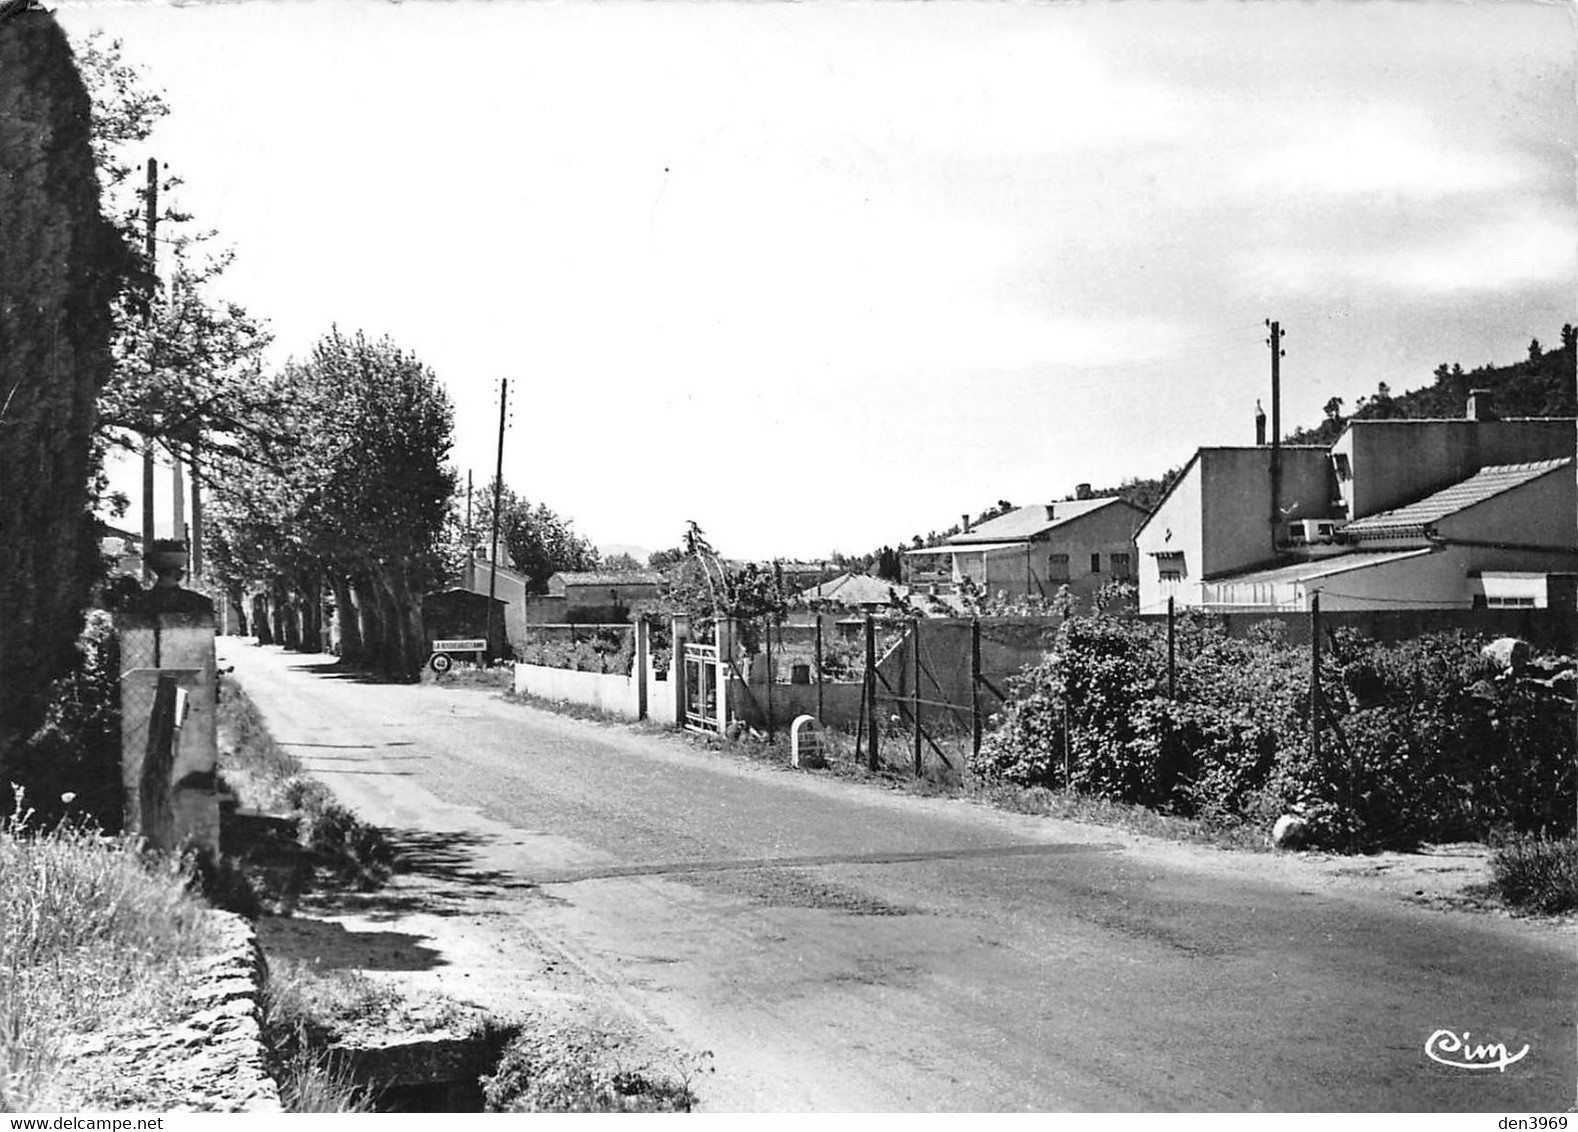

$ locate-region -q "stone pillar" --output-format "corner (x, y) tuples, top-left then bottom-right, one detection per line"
(116, 540), (220, 853)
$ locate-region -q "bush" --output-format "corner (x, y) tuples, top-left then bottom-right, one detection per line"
(8, 612), (122, 831)
(974, 610), (1576, 851)
(1489, 834), (1578, 914)
(517, 628), (634, 674)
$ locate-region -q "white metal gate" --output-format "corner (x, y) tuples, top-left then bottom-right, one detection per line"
(682, 641), (725, 733)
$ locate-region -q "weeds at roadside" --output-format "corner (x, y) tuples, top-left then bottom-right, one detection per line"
(481, 1020), (709, 1113)
(1489, 833), (1578, 915)
(217, 675), (393, 905)
(0, 791), (216, 1111)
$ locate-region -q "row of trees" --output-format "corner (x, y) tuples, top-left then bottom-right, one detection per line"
(203, 330), (457, 680)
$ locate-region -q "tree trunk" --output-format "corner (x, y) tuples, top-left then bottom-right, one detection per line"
(353, 574), (386, 672)
(298, 573), (322, 654)
(332, 574), (362, 663)
(252, 593), (274, 645)
(374, 569), (411, 679)
(386, 568), (428, 681)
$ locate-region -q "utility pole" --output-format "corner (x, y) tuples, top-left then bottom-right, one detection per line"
(141, 158), (158, 580)
(1265, 319), (1285, 554)
(170, 437), (185, 550)
(189, 447), (202, 579)
(1310, 590), (1321, 769)
(485, 380), (508, 661)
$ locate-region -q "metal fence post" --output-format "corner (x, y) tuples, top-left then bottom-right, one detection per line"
(814, 613), (825, 724)
(911, 619), (922, 777)
(865, 614), (879, 771)
(970, 618), (982, 758)
(764, 614), (775, 742)
(1167, 595), (1176, 701)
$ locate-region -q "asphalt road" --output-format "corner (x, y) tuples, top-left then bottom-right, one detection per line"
(223, 641), (1575, 1112)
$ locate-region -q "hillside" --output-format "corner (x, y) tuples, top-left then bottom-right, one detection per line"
(1285, 327), (1576, 446)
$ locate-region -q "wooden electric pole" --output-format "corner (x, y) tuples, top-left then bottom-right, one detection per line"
(485, 380), (508, 660)
(1266, 319), (1285, 553)
(140, 157), (158, 579)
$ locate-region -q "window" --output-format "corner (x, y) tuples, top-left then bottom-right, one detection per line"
(1090, 552), (1101, 574)
(1486, 595), (1537, 608)
(1159, 568), (1183, 582)
(1047, 553), (1070, 581)
(1332, 453), (1352, 482)
(1111, 552), (1131, 578)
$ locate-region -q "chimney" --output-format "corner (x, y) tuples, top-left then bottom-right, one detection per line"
(1255, 399), (1267, 445)
(1466, 389), (1496, 421)
(1075, 483), (1093, 500)
(1045, 504), (1056, 520)
(961, 513), (970, 533)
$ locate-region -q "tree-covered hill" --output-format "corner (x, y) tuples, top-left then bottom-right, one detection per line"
(1286, 326), (1576, 447)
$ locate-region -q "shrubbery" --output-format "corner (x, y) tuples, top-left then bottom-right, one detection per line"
(517, 628), (634, 675)
(971, 610), (1576, 851)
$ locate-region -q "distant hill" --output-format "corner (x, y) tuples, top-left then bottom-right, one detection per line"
(1285, 326), (1576, 446)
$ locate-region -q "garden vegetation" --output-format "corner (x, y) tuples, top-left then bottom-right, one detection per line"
(969, 610), (1575, 854)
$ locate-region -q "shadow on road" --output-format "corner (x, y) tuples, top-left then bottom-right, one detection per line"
(257, 913), (447, 972)
(297, 827), (558, 924)
(284, 658), (414, 685)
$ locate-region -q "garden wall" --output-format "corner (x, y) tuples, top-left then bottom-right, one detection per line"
(513, 652), (675, 725)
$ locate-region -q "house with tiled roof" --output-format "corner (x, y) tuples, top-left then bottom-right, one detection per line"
(798, 572), (909, 612)
(1139, 393), (1577, 612)
(547, 570), (664, 621)
(907, 494), (1148, 605)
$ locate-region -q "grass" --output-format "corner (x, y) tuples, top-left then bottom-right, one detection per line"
(1489, 833), (1578, 915)
(217, 674), (393, 902)
(259, 958), (395, 1113)
(0, 792), (217, 1112)
(481, 1020), (708, 1113)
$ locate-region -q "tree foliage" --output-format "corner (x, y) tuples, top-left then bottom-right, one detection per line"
(469, 482), (600, 594)
(206, 330), (456, 679)
(71, 30), (275, 486)
(0, 12), (127, 785)
(1285, 327), (1577, 445)
(972, 610), (1575, 850)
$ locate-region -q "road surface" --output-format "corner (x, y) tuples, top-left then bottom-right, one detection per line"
(223, 641), (1575, 1112)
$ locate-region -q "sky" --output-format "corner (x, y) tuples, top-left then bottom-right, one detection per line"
(58, 0), (1578, 562)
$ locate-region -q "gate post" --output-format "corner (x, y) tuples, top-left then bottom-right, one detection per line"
(634, 617), (650, 721)
(864, 614), (879, 771)
(116, 546), (219, 853)
(715, 616), (734, 735)
(671, 615), (690, 730)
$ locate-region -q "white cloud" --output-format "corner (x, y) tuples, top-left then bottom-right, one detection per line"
(1240, 206), (1575, 297)
(1236, 106), (1537, 200)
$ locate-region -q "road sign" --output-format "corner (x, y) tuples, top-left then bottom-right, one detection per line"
(429, 653), (453, 674)
(431, 638), (487, 653)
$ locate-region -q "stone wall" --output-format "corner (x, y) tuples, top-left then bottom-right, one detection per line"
(67, 911), (281, 1112)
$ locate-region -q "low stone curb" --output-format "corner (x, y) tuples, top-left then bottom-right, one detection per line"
(69, 910), (282, 1112)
